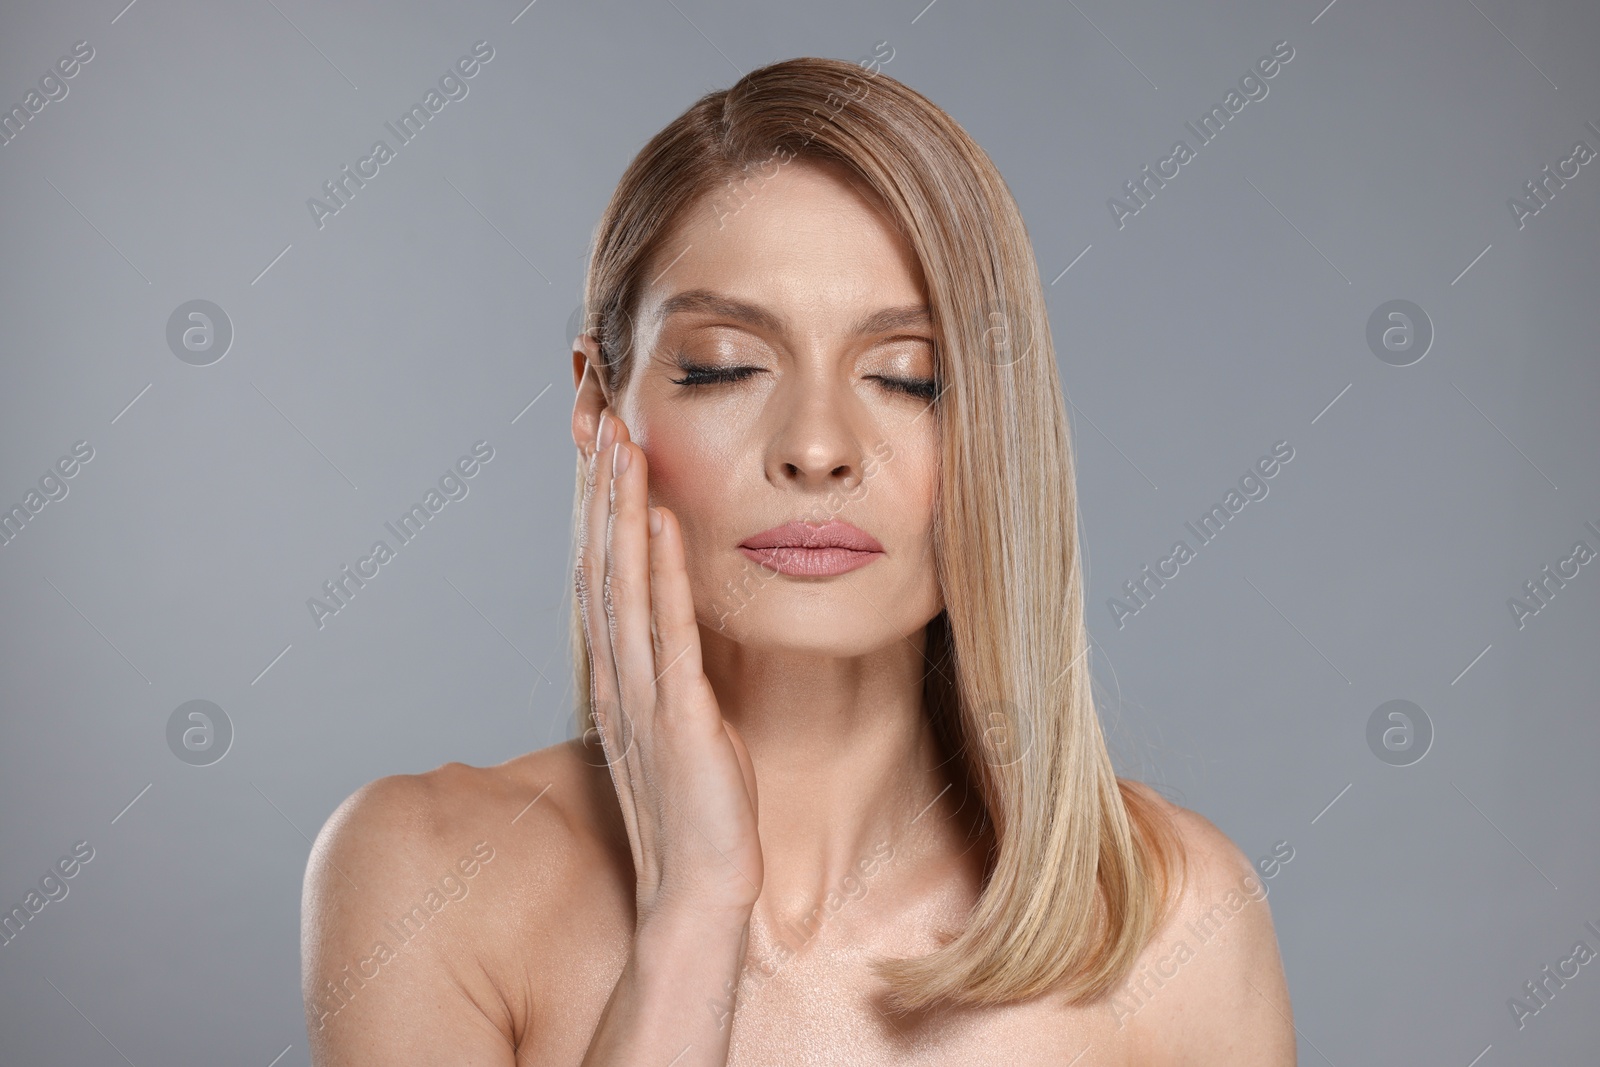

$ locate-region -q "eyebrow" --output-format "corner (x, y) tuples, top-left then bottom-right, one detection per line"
(658, 288), (933, 338)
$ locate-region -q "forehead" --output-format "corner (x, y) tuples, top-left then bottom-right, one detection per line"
(636, 159), (929, 334)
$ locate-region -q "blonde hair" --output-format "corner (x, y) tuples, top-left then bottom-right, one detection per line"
(568, 55), (1185, 1012)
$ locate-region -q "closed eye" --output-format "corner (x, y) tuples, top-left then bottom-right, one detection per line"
(876, 375), (940, 402)
(667, 363), (763, 389)
(667, 361), (938, 401)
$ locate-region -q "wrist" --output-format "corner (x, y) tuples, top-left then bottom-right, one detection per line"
(631, 905), (753, 1010)
(636, 899), (753, 947)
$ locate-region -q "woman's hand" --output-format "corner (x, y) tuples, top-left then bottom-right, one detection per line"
(577, 410), (764, 928)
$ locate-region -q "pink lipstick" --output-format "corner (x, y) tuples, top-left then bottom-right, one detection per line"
(739, 520), (884, 577)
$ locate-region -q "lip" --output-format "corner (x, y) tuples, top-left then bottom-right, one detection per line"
(739, 520), (884, 577)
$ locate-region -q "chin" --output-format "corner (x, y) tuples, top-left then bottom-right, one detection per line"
(705, 613), (883, 658)
(698, 576), (940, 654)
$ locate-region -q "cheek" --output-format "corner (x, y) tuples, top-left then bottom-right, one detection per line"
(898, 452), (941, 569)
(637, 411), (736, 543)
(639, 414), (753, 627)
(873, 431), (941, 614)
(874, 430), (938, 538)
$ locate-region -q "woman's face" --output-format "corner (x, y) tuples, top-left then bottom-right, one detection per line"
(573, 158), (944, 656)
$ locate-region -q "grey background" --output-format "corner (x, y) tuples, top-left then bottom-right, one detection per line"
(1, 0), (1596, 1062)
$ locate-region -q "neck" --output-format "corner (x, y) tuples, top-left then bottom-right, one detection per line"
(698, 623), (980, 947)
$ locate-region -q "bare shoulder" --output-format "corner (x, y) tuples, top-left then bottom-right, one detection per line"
(301, 738), (628, 1064)
(1113, 782), (1297, 1066)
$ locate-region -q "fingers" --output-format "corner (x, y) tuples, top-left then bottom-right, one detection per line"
(604, 432), (660, 738)
(596, 419), (663, 886)
(578, 417), (637, 825)
(647, 505), (713, 733)
(579, 435), (620, 718)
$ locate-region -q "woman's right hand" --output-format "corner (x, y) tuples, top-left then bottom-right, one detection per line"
(577, 409), (764, 928)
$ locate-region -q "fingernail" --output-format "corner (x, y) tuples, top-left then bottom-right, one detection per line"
(648, 507), (662, 537)
(612, 440), (630, 477)
(596, 411), (616, 451)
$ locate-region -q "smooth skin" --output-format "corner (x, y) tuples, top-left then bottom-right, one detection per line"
(301, 158), (1296, 1065)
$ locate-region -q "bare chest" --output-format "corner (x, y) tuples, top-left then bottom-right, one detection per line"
(496, 892), (1138, 1067)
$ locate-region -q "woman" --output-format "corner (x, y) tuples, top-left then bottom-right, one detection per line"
(301, 55), (1295, 1064)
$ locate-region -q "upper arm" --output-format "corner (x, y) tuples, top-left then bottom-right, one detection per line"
(1127, 805), (1296, 1066)
(301, 773), (516, 1067)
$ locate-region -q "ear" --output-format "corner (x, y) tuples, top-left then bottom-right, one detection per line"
(571, 332), (609, 462)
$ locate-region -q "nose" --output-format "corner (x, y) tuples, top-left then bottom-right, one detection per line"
(764, 375), (869, 493)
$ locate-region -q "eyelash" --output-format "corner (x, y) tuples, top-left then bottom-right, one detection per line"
(668, 361), (940, 401)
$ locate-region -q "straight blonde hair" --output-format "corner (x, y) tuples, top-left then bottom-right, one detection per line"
(568, 54), (1185, 1013)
